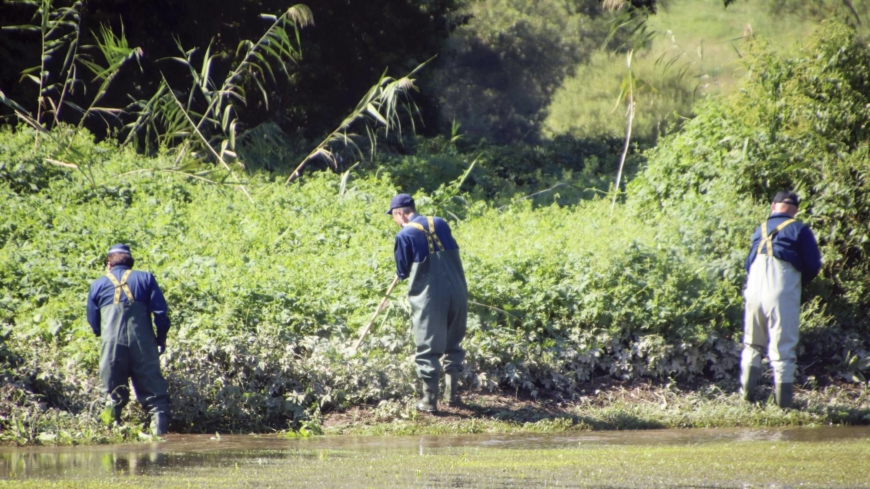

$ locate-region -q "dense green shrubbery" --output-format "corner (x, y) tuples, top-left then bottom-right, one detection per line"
(630, 20), (870, 372)
(543, 49), (697, 141)
(381, 134), (650, 206)
(2, 21), (870, 440)
(0, 125), (728, 436)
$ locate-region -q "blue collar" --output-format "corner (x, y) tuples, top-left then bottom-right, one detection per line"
(768, 212), (794, 220)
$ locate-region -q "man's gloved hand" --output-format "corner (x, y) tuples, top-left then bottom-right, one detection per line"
(158, 342), (166, 356)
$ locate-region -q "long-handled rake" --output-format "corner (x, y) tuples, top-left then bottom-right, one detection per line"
(352, 275), (400, 353)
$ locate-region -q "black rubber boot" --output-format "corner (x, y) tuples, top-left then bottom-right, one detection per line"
(740, 366), (762, 402)
(108, 404), (123, 427)
(415, 381), (438, 413)
(444, 373), (461, 407)
(775, 383), (793, 409)
(151, 412), (170, 436)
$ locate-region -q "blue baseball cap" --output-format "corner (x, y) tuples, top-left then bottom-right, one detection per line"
(107, 243), (132, 256)
(772, 190), (800, 207)
(385, 194), (415, 215)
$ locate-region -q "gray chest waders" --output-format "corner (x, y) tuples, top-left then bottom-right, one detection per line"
(740, 219), (800, 408)
(406, 217), (468, 410)
(100, 270), (170, 429)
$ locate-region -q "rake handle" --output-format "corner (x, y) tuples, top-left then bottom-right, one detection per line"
(352, 275), (400, 352)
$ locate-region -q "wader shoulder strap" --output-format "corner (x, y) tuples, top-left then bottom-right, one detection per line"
(105, 269), (134, 304)
(427, 216), (445, 252)
(406, 217), (445, 254)
(759, 219), (796, 256)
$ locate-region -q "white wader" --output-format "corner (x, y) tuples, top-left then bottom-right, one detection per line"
(406, 217), (468, 410)
(741, 219), (800, 407)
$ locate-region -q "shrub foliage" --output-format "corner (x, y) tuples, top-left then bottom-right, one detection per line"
(629, 20), (870, 374)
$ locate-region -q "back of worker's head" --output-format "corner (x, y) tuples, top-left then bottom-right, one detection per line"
(386, 193), (416, 215)
(105, 243), (135, 268)
(771, 190), (800, 217)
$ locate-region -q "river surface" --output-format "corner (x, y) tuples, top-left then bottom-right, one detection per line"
(2, 426), (870, 487)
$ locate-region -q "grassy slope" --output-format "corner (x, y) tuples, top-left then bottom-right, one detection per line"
(543, 0), (819, 139)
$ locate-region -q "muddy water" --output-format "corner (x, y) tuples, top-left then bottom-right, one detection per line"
(2, 427), (870, 487)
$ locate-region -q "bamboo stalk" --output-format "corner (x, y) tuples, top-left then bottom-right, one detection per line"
(45, 158), (79, 169)
(164, 76), (254, 203)
(611, 50), (635, 216)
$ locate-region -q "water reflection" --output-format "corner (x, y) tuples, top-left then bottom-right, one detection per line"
(101, 450), (170, 476)
(1, 426), (869, 482)
(1, 448), (170, 479)
(0, 444), (309, 480)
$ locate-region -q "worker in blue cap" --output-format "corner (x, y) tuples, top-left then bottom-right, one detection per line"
(86, 243), (171, 434)
(741, 191), (822, 408)
(387, 194), (468, 412)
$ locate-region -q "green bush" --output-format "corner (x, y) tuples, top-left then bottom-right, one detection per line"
(382, 134), (650, 208)
(543, 50), (697, 141)
(0, 123), (732, 435)
(629, 20), (870, 367)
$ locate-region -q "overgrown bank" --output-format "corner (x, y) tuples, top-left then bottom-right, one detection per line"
(0, 144), (735, 443)
(322, 381), (870, 437)
(2, 21), (870, 445)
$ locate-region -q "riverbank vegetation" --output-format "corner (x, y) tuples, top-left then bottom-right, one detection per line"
(323, 382), (870, 437)
(2, 1), (870, 445)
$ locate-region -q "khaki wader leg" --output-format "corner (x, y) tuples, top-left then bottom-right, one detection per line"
(741, 288), (767, 402)
(769, 287), (800, 409)
(442, 294), (467, 375)
(411, 291), (444, 413)
(443, 291), (467, 406)
(129, 321), (170, 434)
(742, 254), (801, 408)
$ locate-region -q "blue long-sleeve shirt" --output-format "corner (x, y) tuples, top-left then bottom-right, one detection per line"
(394, 214), (460, 279)
(86, 266), (171, 344)
(744, 212), (822, 284)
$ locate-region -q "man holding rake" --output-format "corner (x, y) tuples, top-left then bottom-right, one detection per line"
(387, 194), (468, 413)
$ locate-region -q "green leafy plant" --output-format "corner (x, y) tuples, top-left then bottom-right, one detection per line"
(840, 351), (870, 384)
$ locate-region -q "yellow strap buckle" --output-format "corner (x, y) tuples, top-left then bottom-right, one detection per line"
(427, 216), (445, 252)
(406, 216), (444, 254)
(105, 269), (134, 304)
(759, 219), (796, 256)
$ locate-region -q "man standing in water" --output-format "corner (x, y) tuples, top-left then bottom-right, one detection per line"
(87, 244), (171, 434)
(741, 191), (822, 408)
(388, 194), (468, 412)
